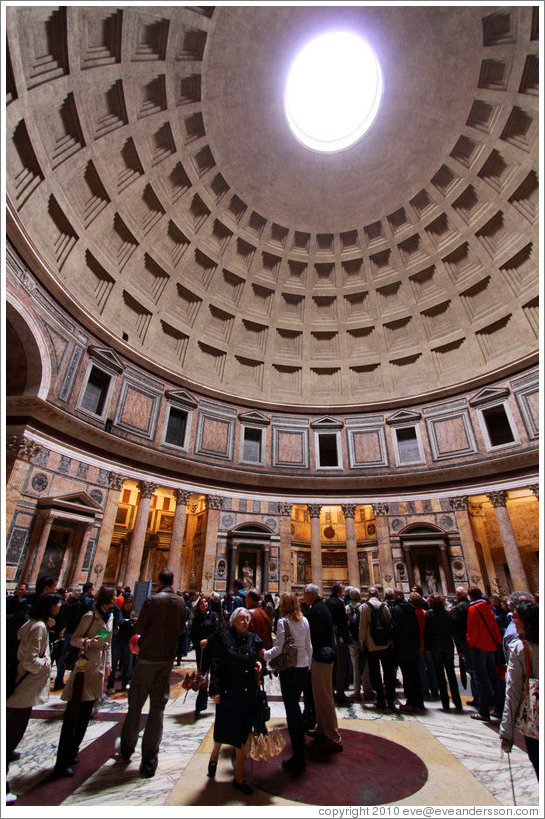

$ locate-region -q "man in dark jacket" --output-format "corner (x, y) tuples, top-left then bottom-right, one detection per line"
(391, 592), (424, 713)
(117, 569), (187, 777)
(326, 582), (352, 704)
(304, 584), (343, 754)
(450, 586), (479, 707)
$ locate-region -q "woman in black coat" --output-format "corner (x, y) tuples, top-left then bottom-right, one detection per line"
(191, 595), (222, 717)
(424, 594), (463, 712)
(208, 607), (262, 795)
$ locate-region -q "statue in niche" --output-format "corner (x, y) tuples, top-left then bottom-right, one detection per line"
(425, 562), (438, 594)
(297, 554), (306, 584)
(241, 560), (253, 589)
(358, 556), (370, 586)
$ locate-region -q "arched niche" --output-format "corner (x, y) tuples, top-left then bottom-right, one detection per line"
(6, 299), (50, 398)
(227, 523), (274, 594)
(398, 523), (455, 596)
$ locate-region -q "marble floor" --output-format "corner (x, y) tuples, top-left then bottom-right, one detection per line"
(5, 655), (541, 813)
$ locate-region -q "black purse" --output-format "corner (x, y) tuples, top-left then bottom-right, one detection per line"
(64, 617), (94, 670)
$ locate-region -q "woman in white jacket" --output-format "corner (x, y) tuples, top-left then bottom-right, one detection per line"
(6, 592), (62, 802)
(263, 592), (312, 772)
(499, 599), (539, 778)
(53, 584), (114, 777)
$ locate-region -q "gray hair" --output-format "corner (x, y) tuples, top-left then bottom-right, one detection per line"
(506, 591), (535, 612)
(350, 587), (361, 602)
(229, 606), (250, 627)
(304, 583), (320, 600)
(368, 586), (379, 598)
(383, 587), (394, 599)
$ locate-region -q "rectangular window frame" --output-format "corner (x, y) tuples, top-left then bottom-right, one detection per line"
(476, 399), (520, 452)
(76, 361), (116, 422)
(239, 424), (266, 465)
(314, 430), (343, 471)
(391, 423), (426, 466)
(161, 404), (192, 452)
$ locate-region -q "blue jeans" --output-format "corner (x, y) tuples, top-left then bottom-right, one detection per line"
(471, 647), (504, 719)
(279, 666), (309, 763)
(417, 649), (439, 698)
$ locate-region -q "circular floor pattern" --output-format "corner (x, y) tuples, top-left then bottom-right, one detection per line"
(247, 727), (428, 805)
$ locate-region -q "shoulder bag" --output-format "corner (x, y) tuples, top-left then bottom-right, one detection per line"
(514, 640), (539, 740)
(64, 616), (94, 671)
(269, 618), (298, 672)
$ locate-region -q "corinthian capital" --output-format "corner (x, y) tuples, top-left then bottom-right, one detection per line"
(174, 488), (192, 506)
(108, 472), (125, 491)
(449, 496), (468, 512)
(372, 503), (389, 517)
(307, 504), (322, 519)
(278, 502), (293, 517)
(6, 435), (41, 462)
(341, 504), (357, 520)
(488, 490), (507, 508)
(206, 495), (224, 510)
(138, 481), (158, 499)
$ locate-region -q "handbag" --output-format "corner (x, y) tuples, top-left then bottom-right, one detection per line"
(253, 680), (271, 733)
(64, 617), (94, 671)
(514, 640), (539, 740)
(268, 618), (298, 673)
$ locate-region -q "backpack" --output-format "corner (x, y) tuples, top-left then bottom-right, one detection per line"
(61, 596), (88, 634)
(369, 603), (392, 646)
(348, 605), (360, 641)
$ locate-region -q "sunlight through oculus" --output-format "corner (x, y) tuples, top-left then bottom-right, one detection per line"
(285, 31), (383, 153)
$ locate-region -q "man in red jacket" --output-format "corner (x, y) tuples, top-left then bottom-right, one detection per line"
(466, 587), (505, 722)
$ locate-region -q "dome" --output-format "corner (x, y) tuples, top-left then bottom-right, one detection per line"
(5, 5), (539, 409)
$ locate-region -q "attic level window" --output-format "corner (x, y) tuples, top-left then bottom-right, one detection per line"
(395, 426), (421, 464)
(80, 366), (111, 416)
(482, 404), (515, 447)
(164, 406), (188, 448)
(284, 31), (383, 152)
(242, 427), (263, 463)
(317, 432), (339, 468)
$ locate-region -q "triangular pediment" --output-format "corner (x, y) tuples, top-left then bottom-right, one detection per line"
(469, 386), (510, 407)
(386, 409), (422, 425)
(165, 389), (198, 409)
(310, 416), (344, 429)
(37, 491), (103, 515)
(88, 345), (124, 373)
(238, 410), (270, 426)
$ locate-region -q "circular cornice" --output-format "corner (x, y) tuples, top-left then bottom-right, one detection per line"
(5, 4), (539, 408)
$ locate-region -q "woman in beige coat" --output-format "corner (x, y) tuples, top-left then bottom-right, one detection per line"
(54, 584), (115, 777)
(6, 592), (62, 802)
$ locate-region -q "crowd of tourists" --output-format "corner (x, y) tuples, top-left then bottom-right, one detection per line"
(5, 574), (539, 802)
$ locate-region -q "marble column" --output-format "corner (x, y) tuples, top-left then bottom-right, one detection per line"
(467, 502), (496, 591)
(307, 504), (323, 591)
(6, 437), (41, 535)
(342, 504), (360, 588)
(371, 503), (394, 587)
(228, 541), (239, 594)
(69, 522), (94, 588)
(487, 490), (530, 591)
(439, 543), (455, 595)
(262, 545), (270, 594)
(201, 495), (224, 595)
(92, 472), (125, 587)
(278, 503), (293, 594)
(124, 481), (158, 589)
(167, 489), (192, 589)
(402, 543), (415, 590)
(27, 513), (55, 586)
(449, 496), (483, 589)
